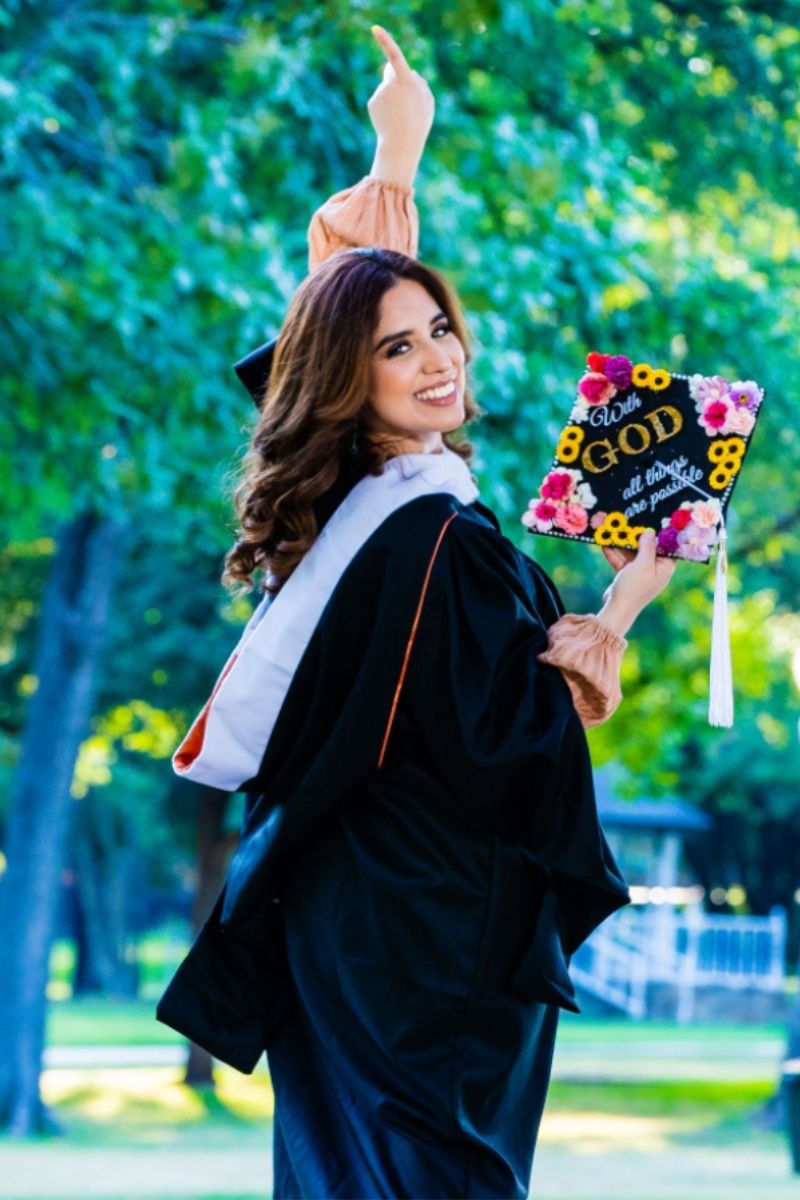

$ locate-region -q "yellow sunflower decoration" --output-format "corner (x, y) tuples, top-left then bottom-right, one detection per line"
(631, 363), (672, 391)
(707, 437), (746, 490)
(555, 426), (585, 464)
(593, 512), (651, 549)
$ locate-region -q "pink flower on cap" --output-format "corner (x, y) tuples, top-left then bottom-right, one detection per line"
(677, 522), (717, 562)
(693, 375), (731, 406)
(523, 501), (557, 531)
(554, 503), (589, 535)
(540, 471), (575, 501)
(727, 407), (755, 436)
(692, 500), (722, 528)
(699, 398), (733, 435)
(578, 372), (617, 407)
(533, 500), (558, 522)
(729, 380), (760, 411)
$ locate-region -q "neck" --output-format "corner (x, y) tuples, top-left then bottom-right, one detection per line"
(365, 432), (445, 457)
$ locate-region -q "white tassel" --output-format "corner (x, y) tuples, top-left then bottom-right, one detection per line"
(708, 524), (734, 727)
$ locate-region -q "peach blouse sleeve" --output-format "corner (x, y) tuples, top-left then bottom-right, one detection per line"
(537, 613), (628, 729)
(308, 176), (420, 270)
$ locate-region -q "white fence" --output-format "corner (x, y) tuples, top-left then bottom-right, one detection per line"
(571, 904), (787, 1021)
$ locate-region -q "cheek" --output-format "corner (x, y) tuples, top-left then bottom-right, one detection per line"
(370, 359), (415, 407)
(445, 339), (466, 378)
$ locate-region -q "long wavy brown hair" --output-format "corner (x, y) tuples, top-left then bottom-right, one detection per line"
(223, 248), (480, 594)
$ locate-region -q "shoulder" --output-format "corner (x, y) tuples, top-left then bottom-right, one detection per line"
(368, 492), (548, 583)
(398, 499), (545, 623)
(323, 495), (499, 628)
(373, 495), (516, 580)
(341, 492), (464, 576)
(322, 493), (466, 626)
(329, 491), (565, 625)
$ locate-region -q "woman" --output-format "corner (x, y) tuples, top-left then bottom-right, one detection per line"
(158, 27), (675, 1199)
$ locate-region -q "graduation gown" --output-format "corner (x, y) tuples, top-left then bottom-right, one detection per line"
(157, 449), (629, 1199)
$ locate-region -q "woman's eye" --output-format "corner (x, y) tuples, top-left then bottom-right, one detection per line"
(386, 323), (452, 357)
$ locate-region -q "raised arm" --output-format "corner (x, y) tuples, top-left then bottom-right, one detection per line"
(367, 26), (434, 188)
(308, 26), (432, 270)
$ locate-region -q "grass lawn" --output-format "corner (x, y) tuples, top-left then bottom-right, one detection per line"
(0, 1067), (790, 1200)
(46, 996), (182, 1047)
(23, 998), (794, 1200)
(46, 993), (786, 1050)
(555, 1012), (786, 1044)
(3, 1064), (272, 1199)
(0, 1058), (790, 1200)
(535, 1078), (794, 1200)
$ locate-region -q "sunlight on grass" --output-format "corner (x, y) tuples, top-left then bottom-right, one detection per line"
(216, 1065), (275, 1121)
(41, 1065), (274, 1130)
(541, 1110), (691, 1153)
(538, 1081), (771, 1154)
(548, 1079), (773, 1116)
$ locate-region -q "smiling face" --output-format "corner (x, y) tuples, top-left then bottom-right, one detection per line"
(362, 278), (467, 455)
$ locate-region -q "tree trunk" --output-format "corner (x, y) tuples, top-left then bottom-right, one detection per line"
(72, 793), (137, 997)
(0, 511), (123, 1136)
(183, 787), (235, 1088)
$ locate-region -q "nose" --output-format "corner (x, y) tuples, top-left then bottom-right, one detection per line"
(422, 337), (455, 375)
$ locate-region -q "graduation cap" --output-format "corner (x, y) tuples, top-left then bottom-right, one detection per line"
(233, 337), (278, 408)
(522, 351), (766, 728)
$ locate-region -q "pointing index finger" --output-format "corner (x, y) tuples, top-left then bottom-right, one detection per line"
(371, 24), (413, 78)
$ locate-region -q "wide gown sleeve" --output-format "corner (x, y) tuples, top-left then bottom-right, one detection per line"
(537, 614), (628, 729)
(399, 510), (630, 990)
(307, 175), (420, 270)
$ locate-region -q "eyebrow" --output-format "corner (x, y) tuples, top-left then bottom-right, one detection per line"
(373, 311), (449, 353)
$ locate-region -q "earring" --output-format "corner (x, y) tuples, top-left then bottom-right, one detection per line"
(349, 419), (360, 456)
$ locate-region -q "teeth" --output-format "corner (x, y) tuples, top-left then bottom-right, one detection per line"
(415, 382), (456, 401)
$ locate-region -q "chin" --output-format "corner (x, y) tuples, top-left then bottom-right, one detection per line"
(436, 406), (466, 433)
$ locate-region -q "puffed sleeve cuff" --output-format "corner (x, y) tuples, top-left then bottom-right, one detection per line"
(536, 613), (628, 730)
(307, 176), (420, 271)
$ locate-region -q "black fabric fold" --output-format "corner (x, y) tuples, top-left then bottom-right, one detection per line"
(399, 506), (630, 970)
(156, 888), (292, 1074)
(509, 886), (580, 1012)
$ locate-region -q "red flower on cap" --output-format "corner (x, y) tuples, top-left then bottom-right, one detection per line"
(670, 509), (693, 531)
(586, 351), (608, 373)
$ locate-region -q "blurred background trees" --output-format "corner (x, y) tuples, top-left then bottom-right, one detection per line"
(1, 0), (798, 1134)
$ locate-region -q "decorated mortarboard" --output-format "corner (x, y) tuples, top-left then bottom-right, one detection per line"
(233, 336), (278, 408)
(522, 351), (766, 728)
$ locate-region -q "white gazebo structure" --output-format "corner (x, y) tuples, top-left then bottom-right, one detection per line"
(570, 769), (787, 1022)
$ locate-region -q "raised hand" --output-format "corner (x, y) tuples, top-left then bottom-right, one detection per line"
(368, 25), (434, 188)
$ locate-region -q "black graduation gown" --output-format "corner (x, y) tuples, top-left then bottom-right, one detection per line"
(157, 485), (629, 1199)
